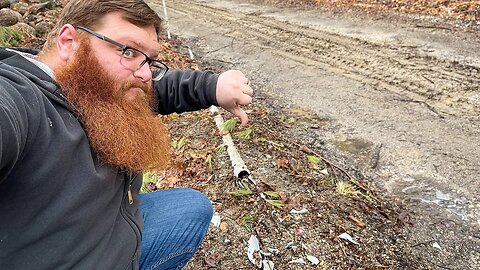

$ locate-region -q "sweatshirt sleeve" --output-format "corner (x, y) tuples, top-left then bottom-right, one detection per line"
(153, 69), (220, 115)
(0, 78), (28, 185)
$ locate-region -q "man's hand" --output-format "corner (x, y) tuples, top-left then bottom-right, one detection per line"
(216, 70), (253, 126)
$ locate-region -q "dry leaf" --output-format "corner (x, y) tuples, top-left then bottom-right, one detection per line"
(275, 158), (290, 168)
(299, 145), (313, 154)
(349, 215), (366, 228)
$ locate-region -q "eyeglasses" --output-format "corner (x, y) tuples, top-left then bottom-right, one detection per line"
(75, 26), (169, 81)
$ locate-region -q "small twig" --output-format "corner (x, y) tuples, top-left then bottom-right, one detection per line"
(370, 143), (382, 169)
(421, 74), (435, 84)
(415, 25), (452, 31)
(338, 241), (348, 257)
(374, 264), (395, 268)
(392, 97), (444, 118)
(410, 240), (435, 248)
(205, 44), (231, 54)
(291, 141), (371, 192)
(211, 59), (236, 65)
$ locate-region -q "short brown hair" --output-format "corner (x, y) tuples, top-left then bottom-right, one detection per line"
(43, 0), (162, 50)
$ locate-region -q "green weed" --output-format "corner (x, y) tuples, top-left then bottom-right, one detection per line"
(235, 125), (254, 140)
(221, 118), (238, 133)
(0, 27), (21, 47)
(171, 137), (190, 150)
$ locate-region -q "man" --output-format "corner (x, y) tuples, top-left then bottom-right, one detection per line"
(0, 0), (253, 269)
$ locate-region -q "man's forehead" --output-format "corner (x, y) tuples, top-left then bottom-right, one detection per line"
(96, 12), (159, 54)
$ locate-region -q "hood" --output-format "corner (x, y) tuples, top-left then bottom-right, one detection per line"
(0, 47), (68, 108)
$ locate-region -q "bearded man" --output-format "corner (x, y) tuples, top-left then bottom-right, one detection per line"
(0, 0), (253, 269)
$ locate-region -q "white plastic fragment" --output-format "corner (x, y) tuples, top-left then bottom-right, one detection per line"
(290, 208), (309, 215)
(267, 248), (280, 255)
(320, 168), (329, 175)
(247, 235), (262, 268)
(307, 255), (320, 265)
(211, 213), (221, 227)
(288, 258), (306, 265)
(338, 232), (359, 245)
(285, 242), (298, 252)
(262, 260), (275, 270)
(433, 242), (441, 250)
(260, 250), (272, 257)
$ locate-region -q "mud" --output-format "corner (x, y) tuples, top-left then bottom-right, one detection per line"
(149, 0), (480, 268)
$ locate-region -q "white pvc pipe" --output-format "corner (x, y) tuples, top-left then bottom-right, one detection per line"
(210, 106), (250, 179)
(162, 0), (171, 40)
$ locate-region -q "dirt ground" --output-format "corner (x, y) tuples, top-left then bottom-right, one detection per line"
(145, 0), (480, 269)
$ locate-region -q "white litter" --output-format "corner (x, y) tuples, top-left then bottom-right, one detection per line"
(288, 258), (306, 265)
(262, 260), (275, 270)
(290, 208), (309, 215)
(338, 232), (359, 245)
(285, 242), (298, 252)
(247, 235), (262, 268)
(433, 242), (441, 250)
(267, 248), (280, 255)
(211, 213), (221, 227)
(247, 235), (275, 269)
(306, 255), (320, 265)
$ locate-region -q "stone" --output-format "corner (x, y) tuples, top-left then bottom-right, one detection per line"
(39, 0), (56, 9)
(0, 8), (19, 26)
(27, 2), (49, 15)
(35, 21), (51, 37)
(0, 0), (10, 9)
(11, 2), (29, 15)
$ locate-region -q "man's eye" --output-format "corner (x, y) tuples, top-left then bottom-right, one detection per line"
(122, 49), (136, 58)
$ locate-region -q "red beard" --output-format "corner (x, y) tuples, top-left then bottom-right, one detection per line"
(54, 39), (170, 173)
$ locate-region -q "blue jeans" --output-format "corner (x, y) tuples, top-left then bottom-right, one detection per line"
(139, 188), (213, 270)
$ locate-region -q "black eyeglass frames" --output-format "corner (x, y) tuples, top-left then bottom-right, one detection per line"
(75, 26), (168, 81)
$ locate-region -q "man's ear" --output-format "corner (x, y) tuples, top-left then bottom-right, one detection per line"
(56, 24), (80, 62)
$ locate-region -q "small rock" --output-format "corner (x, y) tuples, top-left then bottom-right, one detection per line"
(39, 0), (56, 9)
(11, 2), (29, 15)
(27, 2), (50, 15)
(35, 21), (51, 37)
(219, 222), (228, 232)
(0, 8), (19, 26)
(0, 0), (10, 9)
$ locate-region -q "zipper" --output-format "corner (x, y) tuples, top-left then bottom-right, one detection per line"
(120, 172), (141, 269)
(127, 184), (134, 205)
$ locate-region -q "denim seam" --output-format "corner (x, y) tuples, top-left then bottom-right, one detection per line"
(148, 247), (196, 270)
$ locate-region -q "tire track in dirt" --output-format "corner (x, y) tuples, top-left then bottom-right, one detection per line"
(168, 0), (480, 120)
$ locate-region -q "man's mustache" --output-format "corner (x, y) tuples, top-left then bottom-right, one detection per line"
(123, 81), (151, 92)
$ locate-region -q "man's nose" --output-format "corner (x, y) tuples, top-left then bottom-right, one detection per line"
(133, 63), (153, 82)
